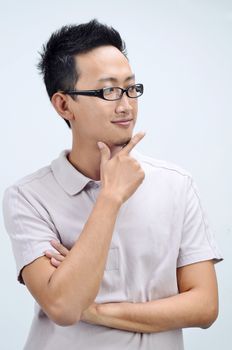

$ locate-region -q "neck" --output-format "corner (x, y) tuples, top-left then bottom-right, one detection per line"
(67, 138), (122, 181)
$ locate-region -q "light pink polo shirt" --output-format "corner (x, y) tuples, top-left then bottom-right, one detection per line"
(2, 149), (222, 350)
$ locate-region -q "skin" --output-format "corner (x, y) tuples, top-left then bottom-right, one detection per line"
(22, 45), (219, 330)
(52, 45), (138, 180)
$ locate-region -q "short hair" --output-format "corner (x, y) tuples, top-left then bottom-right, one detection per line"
(37, 19), (127, 128)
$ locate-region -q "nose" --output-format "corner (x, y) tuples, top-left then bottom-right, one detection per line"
(115, 93), (134, 114)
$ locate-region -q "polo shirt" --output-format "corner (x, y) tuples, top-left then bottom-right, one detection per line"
(2, 149), (223, 350)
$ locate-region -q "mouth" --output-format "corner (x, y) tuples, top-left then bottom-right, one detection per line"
(111, 118), (133, 127)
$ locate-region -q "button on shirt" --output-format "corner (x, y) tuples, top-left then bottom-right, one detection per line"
(2, 149), (223, 350)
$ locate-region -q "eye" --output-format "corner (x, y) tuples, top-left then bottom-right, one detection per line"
(103, 87), (122, 100)
(103, 87), (116, 95)
(128, 85), (138, 96)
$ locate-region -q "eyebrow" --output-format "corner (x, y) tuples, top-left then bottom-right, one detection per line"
(97, 74), (135, 83)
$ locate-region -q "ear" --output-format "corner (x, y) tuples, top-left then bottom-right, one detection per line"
(51, 92), (76, 123)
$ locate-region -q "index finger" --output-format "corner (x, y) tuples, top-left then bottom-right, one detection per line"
(120, 132), (146, 155)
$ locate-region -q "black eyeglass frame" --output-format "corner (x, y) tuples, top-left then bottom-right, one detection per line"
(60, 83), (144, 101)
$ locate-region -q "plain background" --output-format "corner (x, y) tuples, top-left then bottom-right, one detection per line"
(0, 0), (231, 349)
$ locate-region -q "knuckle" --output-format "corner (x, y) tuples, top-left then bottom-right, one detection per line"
(118, 154), (125, 162)
(56, 242), (62, 249)
(130, 139), (136, 147)
(132, 159), (141, 169)
(139, 169), (145, 179)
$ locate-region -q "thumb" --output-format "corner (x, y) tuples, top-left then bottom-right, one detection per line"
(97, 141), (111, 167)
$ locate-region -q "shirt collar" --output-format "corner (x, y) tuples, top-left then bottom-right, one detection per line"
(51, 148), (140, 196)
(51, 149), (98, 196)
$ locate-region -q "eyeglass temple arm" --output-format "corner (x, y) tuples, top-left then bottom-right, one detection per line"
(64, 90), (102, 97)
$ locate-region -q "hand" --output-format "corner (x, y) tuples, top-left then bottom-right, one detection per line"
(98, 132), (146, 204)
(44, 240), (69, 267)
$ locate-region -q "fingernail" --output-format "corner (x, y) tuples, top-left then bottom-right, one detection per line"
(50, 240), (58, 245)
(97, 142), (104, 149)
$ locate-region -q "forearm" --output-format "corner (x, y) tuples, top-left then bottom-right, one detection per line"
(47, 191), (121, 323)
(96, 289), (218, 333)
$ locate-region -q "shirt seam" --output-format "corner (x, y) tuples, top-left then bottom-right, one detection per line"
(15, 167), (52, 189)
(139, 158), (191, 178)
(190, 181), (216, 252)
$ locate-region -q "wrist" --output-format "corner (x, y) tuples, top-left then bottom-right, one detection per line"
(97, 302), (123, 319)
(98, 190), (123, 209)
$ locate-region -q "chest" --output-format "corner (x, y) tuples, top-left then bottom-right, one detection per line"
(48, 183), (183, 261)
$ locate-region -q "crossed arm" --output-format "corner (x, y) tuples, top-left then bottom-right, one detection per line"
(45, 240), (219, 333)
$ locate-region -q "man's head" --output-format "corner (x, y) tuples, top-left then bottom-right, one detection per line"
(38, 20), (142, 150)
(38, 19), (127, 129)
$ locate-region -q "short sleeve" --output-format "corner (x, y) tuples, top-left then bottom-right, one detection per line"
(2, 185), (60, 284)
(177, 177), (223, 267)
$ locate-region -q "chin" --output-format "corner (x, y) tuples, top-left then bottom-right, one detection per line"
(113, 136), (132, 147)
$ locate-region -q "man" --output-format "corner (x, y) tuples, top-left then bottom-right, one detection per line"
(2, 19), (222, 350)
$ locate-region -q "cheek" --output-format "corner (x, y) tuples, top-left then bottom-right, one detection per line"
(79, 99), (114, 117)
(133, 101), (138, 113)
(75, 100), (115, 136)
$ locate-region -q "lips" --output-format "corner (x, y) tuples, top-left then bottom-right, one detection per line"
(111, 119), (133, 128)
(111, 118), (133, 124)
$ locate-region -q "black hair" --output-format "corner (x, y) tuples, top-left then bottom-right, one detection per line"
(37, 19), (127, 128)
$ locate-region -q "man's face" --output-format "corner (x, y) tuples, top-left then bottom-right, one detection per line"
(70, 45), (138, 149)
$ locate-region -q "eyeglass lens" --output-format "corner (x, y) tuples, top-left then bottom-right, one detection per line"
(103, 84), (142, 100)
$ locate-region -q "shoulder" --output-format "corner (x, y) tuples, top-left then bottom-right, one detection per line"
(132, 149), (192, 181)
(2, 161), (58, 242)
(15, 165), (52, 187)
(2, 162), (55, 215)
(4, 165), (52, 196)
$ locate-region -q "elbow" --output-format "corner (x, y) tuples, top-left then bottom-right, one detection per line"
(46, 300), (82, 326)
(199, 304), (219, 329)
(52, 314), (81, 327)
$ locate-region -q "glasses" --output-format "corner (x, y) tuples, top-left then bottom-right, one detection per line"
(61, 83), (144, 101)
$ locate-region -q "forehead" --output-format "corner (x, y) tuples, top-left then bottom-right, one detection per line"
(75, 45), (133, 84)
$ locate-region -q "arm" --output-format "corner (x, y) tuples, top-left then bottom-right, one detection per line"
(21, 132), (145, 326)
(22, 194), (121, 326)
(86, 260), (218, 333)
(47, 243), (219, 333)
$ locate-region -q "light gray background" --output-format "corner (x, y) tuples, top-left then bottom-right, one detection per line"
(0, 0), (231, 349)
